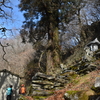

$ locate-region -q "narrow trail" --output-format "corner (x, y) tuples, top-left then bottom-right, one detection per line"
(44, 89), (67, 100)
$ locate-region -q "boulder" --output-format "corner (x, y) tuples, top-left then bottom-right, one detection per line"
(94, 77), (100, 87)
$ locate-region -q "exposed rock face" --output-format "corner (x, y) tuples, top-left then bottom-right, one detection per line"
(84, 46), (93, 61)
(91, 75), (100, 94)
(84, 38), (100, 61)
(32, 90), (53, 96)
(0, 69), (20, 100)
(32, 72), (55, 80)
(64, 90), (95, 100)
(31, 62), (97, 96)
(94, 76), (100, 88)
(64, 92), (79, 100)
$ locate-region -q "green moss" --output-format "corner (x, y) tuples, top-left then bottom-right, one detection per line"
(27, 85), (33, 95)
(72, 79), (80, 84)
(35, 90), (54, 94)
(60, 72), (67, 76)
(81, 62), (86, 66)
(79, 92), (88, 100)
(78, 69), (88, 75)
(69, 73), (78, 78)
(69, 65), (78, 70)
(91, 86), (100, 93)
(66, 90), (79, 96)
(66, 90), (89, 100)
(47, 90), (54, 94)
(18, 95), (27, 100)
(33, 96), (47, 99)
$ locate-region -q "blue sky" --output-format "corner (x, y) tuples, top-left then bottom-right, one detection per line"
(0, 0), (41, 38)
(0, 0), (24, 37)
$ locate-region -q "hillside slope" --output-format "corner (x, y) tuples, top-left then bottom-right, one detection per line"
(44, 69), (99, 100)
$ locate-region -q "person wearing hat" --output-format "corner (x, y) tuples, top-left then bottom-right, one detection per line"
(19, 84), (26, 95)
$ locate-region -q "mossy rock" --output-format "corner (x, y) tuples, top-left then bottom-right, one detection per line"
(33, 96), (48, 100)
(18, 95), (27, 100)
(64, 90), (94, 100)
(27, 85), (33, 95)
(79, 91), (89, 100)
(64, 90), (81, 100)
(91, 86), (100, 93)
(32, 90), (54, 96)
(69, 65), (78, 70)
(69, 72), (78, 78)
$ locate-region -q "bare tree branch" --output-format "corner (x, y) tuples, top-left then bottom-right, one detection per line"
(0, 0), (13, 19)
(0, 27), (7, 38)
(0, 41), (9, 62)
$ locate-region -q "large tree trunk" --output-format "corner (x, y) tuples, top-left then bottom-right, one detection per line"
(46, 27), (61, 76)
(77, 8), (87, 43)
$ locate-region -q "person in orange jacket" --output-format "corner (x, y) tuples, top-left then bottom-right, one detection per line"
(19, 84), (26, 95)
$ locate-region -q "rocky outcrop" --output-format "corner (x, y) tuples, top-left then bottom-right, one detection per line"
(32, 72), (69, 91)
(68, 61), (97, 75)
(0, 69), (20, 100)
(94, 76), (100, 88)
(30, 72), (70, 98)
(30, 60), (98, 98)
(64, 90), (95, 100)
(91, 76), (100, 93)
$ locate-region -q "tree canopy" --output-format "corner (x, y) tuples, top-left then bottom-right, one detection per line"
(19, 0), (85, 44)
(18, 0), (86, 75)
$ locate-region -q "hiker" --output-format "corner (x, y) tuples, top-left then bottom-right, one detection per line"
(19, 84), (26, 95)
(6, 85), (13, 100)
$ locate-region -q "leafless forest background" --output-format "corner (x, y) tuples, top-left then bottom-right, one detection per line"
(0, 35), (35, 77)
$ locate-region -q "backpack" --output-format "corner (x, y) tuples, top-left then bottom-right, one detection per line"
(6, 88), (12, 95)
(19, 87), (26, 94)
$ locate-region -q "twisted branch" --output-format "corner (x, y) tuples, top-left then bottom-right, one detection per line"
(0, 41), (9, 62)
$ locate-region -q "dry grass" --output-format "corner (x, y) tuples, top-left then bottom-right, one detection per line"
(44, 69), (100, 100)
